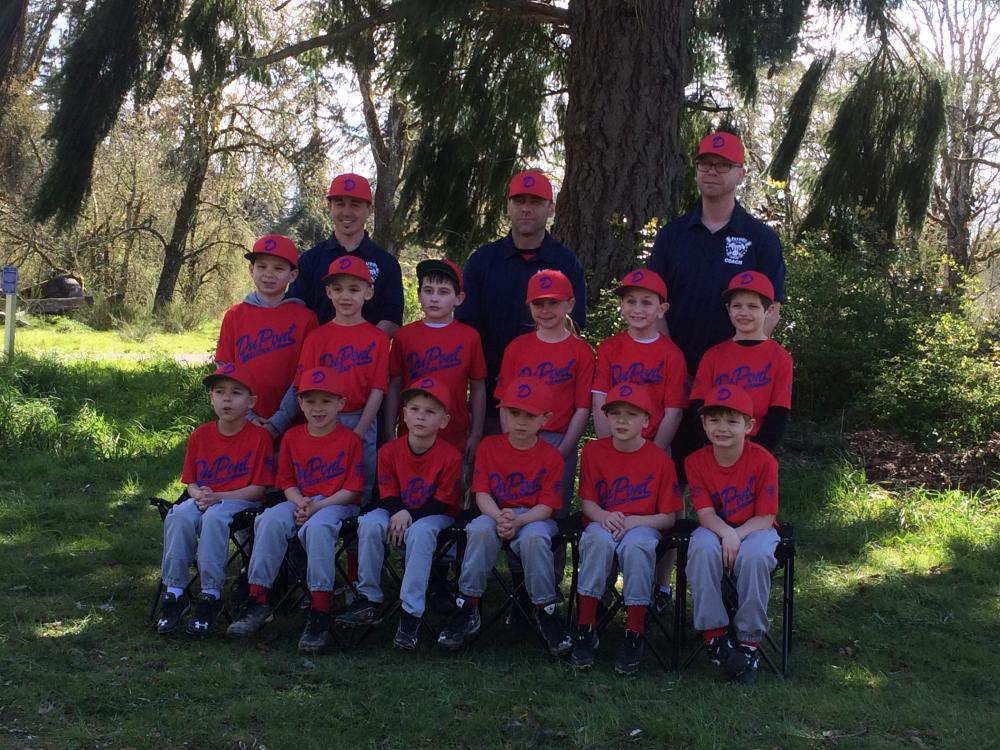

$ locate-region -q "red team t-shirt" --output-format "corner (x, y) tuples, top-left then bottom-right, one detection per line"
(182, 421), (276, 495)
(277, 423), (365, 501)
(472, 434), (564, 511)
(690, 338), (793, 435)
(495, 333), (595, 433)
(215, 302), (318, 420)
(592, 331), (689, 439)
(296, 321), (391, 412)
(389, 319), (486, 450)
(685, 442), (779, 527)
(578, 438), (683, 523)
(378, 436), (463, 516)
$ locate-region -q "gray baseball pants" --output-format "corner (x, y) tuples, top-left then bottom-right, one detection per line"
(686, 526), (779, 643)
(160, 498), (258, 591)
(577, 524), (660, 606)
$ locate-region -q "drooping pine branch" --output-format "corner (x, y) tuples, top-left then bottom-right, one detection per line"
(770, 53), (833, 182)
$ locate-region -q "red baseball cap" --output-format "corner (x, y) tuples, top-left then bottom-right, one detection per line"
(416, 258), (463, 293)
(297, 366), (346, 397)
(601, 383), (654, 416)
(203, 363), (256, 395)
(526, 269), (573, 302)
(326, 173), (373, 202)
(723, 270), (775, 304)
(401, 376), (453, 414)
(322, 254), (373, 285)
(244, 234), (299, 269)
(498, 377), (553, 416)
(508, 170), (553, 201)
(699, 385), (755, 419)
(695, 131), (745, 165)
(614, 268), (669, 301)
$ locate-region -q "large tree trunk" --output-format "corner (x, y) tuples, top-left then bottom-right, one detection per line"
(555, 0), (693, 301)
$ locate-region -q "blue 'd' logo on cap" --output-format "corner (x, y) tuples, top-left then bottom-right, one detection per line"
(618, 384), (633, 397)
(264, 238), (277, 252)
(628, 271), (644, 284)
(343, 178), (356, 191)
(523, 175), (535, 188)
(338, 257), (351, 269)
(539, 275), (553, 289)
(712, 135), (725, 148)
(739, 272), (753, 285)
(419, 377), (434, 389)
(220, 363), (236, 375)
(311, 370), (325, 384)
(716, 387), (732, 400)
(517, 384), (531, 398)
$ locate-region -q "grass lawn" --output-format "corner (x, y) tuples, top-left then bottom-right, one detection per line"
(1, 329), (998, 749)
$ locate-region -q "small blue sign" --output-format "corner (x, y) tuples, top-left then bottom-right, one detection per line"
(1, 266), (16, 295)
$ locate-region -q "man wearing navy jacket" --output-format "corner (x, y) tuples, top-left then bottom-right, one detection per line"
(289, 173), (404, 336)
(457, 170), (587, 431)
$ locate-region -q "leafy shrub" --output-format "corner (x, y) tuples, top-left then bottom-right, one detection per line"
(156, 301), (206, 333)
(866, 311), (1000, 448)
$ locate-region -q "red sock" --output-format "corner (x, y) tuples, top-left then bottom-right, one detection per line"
(249, 584), (269, 604)
(578, 596), (598, 629)
(311, 590), (331, 613)
(626, 605), (646, 634)
(347, 549), (359, 582)
(703, 627), (725, 645)
(460, 595), (479, 608)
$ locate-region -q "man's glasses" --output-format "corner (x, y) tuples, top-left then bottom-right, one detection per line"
(696, 161), (740, 174)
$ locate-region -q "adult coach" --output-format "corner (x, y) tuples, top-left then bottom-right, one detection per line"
(288, 173), (404, 335)
(647, 132), (786, 374)
(456, 170), (587, 416)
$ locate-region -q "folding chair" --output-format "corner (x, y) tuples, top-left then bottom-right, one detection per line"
(675, 521), (796, 677)
(269, 516), (360, 614)
(333, 515), (469, 647)
(145, 493), (264, 627)
(469, 514), (582, 651)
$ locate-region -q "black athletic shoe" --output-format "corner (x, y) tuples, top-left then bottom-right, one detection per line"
(298, 609), (331, 653)
(393, 611), (421, 650)
(653, 587), (672, 615)
(569, 624), (598, 668)
(614, 630), (644, 675)
(226, 599), (273, 638)
(185, 593), (223, 636)
(156, 592), (190, 635)
(533, 605), (573, 656)
(724, 643), (760, 684)
(334, 595), (381, 627)
(706, 635), (736, 666)
(437, 600), (481, 650)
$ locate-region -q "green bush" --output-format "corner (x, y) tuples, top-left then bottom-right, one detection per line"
(866, 311), (1000, 448)
(156, 301), (206, 334)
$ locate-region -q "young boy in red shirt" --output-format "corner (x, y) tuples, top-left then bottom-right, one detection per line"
(157, 364), (275, 636)
(292, 255), (390, 501)
(383, 258), (486, 460)
(592, 269), (688, 451)
(691, 271), (793, 453)
(226, 367), (365, 652)
(685, 385), (780, 684)
(571, 383), (683, 674)
(337, 377), (463, 649)
(215, 235), (318, 438)
(437, 377), (571, 655)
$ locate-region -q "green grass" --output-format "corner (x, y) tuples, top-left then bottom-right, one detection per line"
(15, 314), (217, 359)
(1, 331), (999, 749)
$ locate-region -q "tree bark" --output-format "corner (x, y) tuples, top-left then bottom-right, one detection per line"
(555, 0), (693, 301)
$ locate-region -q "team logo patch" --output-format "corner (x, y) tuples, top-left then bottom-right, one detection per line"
(263, 238), (277, 252)
(539, 276), (553, 289)
(619, 384), (633, 397)
(366, 260), (380, 282)
(712, 135), (725, 149)
(738, 272), (753, 286)
(220, 363), (236, 375)
(724, 236), (752, 265)
(338, 257), (352, 270)
(311, 370), (325, 384)
(523, 175), (536, 188)
(343, 178), (356, 192)
(517, 384), (531, 398)
(715, 387), (732, 401)
(419, 377), (435, 389)
(628, 271), (644, 284)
